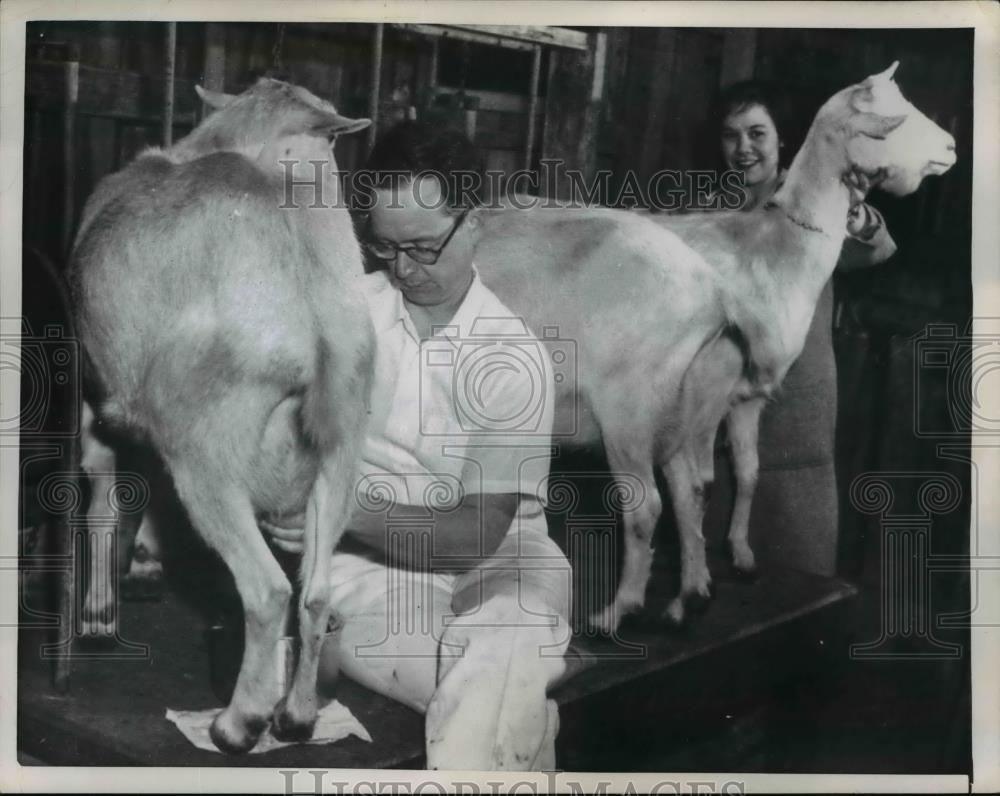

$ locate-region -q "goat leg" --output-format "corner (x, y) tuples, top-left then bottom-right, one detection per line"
(725, 398), (764, 578)
(271, 442), (358, 742)
(588, 468), (662, 635)
(80, 402), (119, 637)
(120, 508), (165, 600)
(170, 464), (292, 754)
(662, 447), (714, 627)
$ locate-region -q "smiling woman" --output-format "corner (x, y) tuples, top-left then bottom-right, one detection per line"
(711, 80), (797, 210)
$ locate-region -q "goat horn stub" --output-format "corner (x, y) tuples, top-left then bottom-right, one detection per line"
(880, 60), (900, 81)
(860, 61), (900, 90)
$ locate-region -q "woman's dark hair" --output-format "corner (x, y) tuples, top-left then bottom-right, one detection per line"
(706, 80), (804, 170)
(364, 120), (483, 208)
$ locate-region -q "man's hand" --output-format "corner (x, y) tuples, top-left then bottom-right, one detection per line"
(259, 514), (306, 554)
(257, 492), (519, 567)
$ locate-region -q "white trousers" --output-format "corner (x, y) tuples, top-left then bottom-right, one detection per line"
(322, 525), (573, 770)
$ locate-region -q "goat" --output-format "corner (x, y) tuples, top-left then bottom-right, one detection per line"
(473, 63), (956, 632)
(69, 78), (374, 753)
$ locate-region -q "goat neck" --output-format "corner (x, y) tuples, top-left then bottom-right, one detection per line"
(769, 125), (852, 250)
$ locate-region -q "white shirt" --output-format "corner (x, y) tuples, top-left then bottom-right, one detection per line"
(356, 268), (555, 537)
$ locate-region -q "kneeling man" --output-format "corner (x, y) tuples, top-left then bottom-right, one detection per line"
(265, 121), (572, 770)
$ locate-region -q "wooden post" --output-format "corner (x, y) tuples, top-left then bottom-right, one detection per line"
(61, 60), (79, 259)
(367, 23), (384, 153)
(524, 44), (542, 171)
(163, 22), (177, 147)
(541, 32), (604, 202)
(636, 29), (677, 187)
(202, 22), (227, 117)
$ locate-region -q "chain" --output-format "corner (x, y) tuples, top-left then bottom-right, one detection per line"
(764, 199), (834, 238)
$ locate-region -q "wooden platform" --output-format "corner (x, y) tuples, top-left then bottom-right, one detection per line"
(17, 561), (857, 770)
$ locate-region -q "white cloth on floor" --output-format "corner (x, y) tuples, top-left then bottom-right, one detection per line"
(165, 700), (371, 754)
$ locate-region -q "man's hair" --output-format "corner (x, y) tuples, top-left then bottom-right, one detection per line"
(364, 120), (483, 208)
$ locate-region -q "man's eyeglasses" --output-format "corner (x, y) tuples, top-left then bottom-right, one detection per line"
(361, 210), (469, 266)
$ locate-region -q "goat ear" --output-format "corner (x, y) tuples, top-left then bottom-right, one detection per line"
(195, 85), (238, 109)
(850, 84), (877, 113)
(313, 112), (371, 137)
(851, 111), (906, 140)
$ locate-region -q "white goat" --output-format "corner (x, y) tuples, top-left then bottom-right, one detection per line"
(70, 79), (373, 753)
(473, 63), (956, 632)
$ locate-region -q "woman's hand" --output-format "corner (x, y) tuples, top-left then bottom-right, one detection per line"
(259, 514), (306, 554)
(846, 203), (877, 240)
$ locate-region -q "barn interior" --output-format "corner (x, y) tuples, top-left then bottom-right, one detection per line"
(16, 21), (973, 773)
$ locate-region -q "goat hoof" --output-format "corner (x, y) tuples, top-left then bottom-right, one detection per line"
(271, 697), (317, 743)
(731, 561), (759, 583)
(729, 543), (757, 577)
(686, 588), (713, 616)
(210, 709), (267, 754)
(662, 599), (688, 630)
(587, 606), (623, 636)
(81, 605), (116, 638)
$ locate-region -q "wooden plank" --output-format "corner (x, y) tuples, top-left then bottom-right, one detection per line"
(431, 87), (529, 113)
(17, 555), (856, 767)
(25, 61), (200, 125)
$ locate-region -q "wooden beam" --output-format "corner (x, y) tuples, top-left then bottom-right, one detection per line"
(390, 23), (587, 53)
(449, 24), (588, 51)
